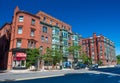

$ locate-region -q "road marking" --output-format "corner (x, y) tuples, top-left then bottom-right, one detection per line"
(16, 74), (64, 81)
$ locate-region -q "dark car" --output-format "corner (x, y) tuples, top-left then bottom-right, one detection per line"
(74, 63), (86, 69)
(89, 64), (98, 69)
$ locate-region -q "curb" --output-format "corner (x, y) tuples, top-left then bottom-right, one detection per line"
(0, 74), (65, 82)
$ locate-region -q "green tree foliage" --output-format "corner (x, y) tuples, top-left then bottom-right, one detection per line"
(80, 53), (92, 65)
(43, 48), (63, 66)
(26, 48), (40, 68)
(68, 45), (81, 58)
(52, 50), (63, 66)
(97, 60), (103, 66)
(43, 48), (53, 62)
(117, 55), (120, 64)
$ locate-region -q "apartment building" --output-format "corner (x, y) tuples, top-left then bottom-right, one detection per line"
(0, 6), (76, 70)
(82, 33), (116, 65)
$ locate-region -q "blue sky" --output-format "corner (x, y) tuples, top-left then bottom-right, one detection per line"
(0, 0), (120, 55)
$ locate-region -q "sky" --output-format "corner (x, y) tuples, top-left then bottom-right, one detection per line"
(0, 0), (120, 55)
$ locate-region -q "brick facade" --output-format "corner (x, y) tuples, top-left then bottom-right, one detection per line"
(0, 23), (11, 70)
(82, 33), (116, 65)
(0, 6), (73, 70)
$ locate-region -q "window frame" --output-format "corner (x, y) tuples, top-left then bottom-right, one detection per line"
(42, 26), (47, 33)
(30, 29), (35, 37)
(16, 39), (22, 48)
(31, 19), (35, 25)
(17, 26), (22, 34)
(46, 37), (48, 43)
(41, 35), (44, 42)
(18, 16), (24, 22)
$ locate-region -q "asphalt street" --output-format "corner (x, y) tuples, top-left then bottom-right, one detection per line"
(0, 67), (120, 83)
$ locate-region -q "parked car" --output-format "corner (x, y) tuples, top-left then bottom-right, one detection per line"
(63, 61), (71, 68)
(115, 64), (120, 68)
(74, 63), (86, 70)
(89, 64), (98, 69)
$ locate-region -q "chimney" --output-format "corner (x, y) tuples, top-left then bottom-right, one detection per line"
(14, 6), (20, 15)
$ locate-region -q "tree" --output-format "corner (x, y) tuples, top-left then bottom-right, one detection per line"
(68, 45), (81, 59)
(97, 60), (103, 66)
(43, 48), (63, 69)
(43, 48), (53, 70)
(26, 48), (40, 68)
(117, 55), (120, 64)
(52, 49), (63, 68)
(79, 53), (92, 65)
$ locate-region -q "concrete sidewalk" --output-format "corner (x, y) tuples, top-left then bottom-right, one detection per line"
(98, 65), (115, 68)
(9, 68), (74, 74)
(2, 65), (114, 74)
(0, 65), (115, 74)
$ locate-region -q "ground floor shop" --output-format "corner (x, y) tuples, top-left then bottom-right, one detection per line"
(12, 53), (26, 69)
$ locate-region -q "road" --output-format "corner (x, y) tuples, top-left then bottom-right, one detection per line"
(0, 67), (120, 83)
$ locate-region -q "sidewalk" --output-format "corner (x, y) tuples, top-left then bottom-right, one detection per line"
(1, 65), (115, 74)
(9, 68), (75, 74)
(98, 65), (115, 68)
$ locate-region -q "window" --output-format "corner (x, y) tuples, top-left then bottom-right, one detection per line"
(43, 17), (46, 22)
(68, 35), (71, 40)
(56, 23), (58, 27)
(62, 32), (68, 38)
(50, 20), (52, 24)
(28, 40), (36, 48)
(40, 46), (43, 51)
(19, 16), (24, 22)
(46, 37), (48, 43)
(30, 29), (35, 36)
(55, 29), (59, 35)
(41, 36), (44, 42)
(16, 39), (22, 48)
(18, 27), (22, 34)
(64, 40), (68, 46)
(52, 28), (59, 35)
(100, 46), (102, 51)
(73, 42), (78, 46)
(75, 36), (78, 41)
(42, 26), (47, 33)
(92, 47), (94, 52)
(31, 19), (35, 25)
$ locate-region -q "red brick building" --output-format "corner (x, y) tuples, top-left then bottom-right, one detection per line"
(82, 33), (116, 65)
(0, 23), (11, 70)
(0, 6), (72, 70)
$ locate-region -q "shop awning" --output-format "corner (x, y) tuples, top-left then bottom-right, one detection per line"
(14, 57), (26, 60)
(16, 53), (26, 57)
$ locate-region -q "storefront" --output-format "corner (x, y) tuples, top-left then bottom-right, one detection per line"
(13, 52), (26, 69)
